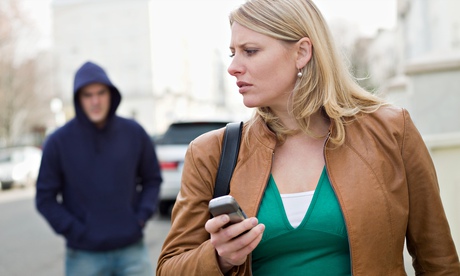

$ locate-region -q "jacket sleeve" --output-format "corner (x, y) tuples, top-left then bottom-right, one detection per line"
(35, 135), (85, 241)
(134, 128), (163, 225)
(157, 131), (246, 276)
(402, 109), (460, 274)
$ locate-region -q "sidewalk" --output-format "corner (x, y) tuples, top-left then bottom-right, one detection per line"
(0, 186), (35, 204)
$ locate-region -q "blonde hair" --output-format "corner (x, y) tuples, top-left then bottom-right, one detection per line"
(229, 0), (386, 145)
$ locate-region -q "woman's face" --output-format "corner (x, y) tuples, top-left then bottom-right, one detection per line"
(228, 22), (299, 111)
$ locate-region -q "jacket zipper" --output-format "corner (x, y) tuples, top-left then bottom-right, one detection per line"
(248, 149), (274, 276)
(323, 132), (354, 275)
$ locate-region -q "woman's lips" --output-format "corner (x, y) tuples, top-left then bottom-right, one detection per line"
(237, 81), (252, 94)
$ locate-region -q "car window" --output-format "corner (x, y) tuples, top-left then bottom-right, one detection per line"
(0, 148), (28, 163)
(0, 151), (12, 163)
(156, 122), (228, 145)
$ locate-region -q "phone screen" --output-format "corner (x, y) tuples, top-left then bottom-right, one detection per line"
(209, 195), (247, 224)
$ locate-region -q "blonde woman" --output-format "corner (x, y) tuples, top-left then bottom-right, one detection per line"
(157, 0), (460, 275)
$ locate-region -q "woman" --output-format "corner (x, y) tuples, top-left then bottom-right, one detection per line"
(157, 0), (460, 275)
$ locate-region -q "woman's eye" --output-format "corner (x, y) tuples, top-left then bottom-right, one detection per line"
(245, 49), (257, 55)
(229, 49), (257, 58)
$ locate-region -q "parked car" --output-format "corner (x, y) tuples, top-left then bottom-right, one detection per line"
(0, 146), (42, 190)
(154, 121), (229, 216)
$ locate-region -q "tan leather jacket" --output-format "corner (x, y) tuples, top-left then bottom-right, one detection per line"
(157, 106), (460, 275)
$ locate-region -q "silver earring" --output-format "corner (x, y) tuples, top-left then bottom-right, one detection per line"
(297, 69), (303, 78)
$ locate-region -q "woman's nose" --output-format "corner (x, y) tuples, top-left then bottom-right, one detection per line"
(227, 57), (243, 76)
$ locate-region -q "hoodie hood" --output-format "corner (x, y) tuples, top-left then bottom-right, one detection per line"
(73, 61), (122, 125)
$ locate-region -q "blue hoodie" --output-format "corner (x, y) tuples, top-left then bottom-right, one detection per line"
(36, 61), (162, 251)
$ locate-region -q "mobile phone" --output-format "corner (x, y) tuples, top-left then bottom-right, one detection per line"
(209, 195), (247, 224)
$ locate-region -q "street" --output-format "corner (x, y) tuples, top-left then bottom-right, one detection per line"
(0, 187), (171, 276)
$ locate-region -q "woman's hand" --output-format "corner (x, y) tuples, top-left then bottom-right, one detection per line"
(205, 215), (265, 273)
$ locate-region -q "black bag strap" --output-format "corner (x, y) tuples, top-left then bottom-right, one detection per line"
(213, 121), (243, 198)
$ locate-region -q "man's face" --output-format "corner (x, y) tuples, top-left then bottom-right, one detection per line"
(79, 83), (111, 128)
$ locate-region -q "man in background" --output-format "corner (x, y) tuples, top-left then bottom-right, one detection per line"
(36, 61), (162, 276)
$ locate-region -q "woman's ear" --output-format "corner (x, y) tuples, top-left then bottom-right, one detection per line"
(296, 37), (312, 69)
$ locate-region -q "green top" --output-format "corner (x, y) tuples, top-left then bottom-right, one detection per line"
(252, 167), (351, 275)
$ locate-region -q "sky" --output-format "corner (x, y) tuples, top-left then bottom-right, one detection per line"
(20, 0), (397, 49)
(315, 0), (397, 36)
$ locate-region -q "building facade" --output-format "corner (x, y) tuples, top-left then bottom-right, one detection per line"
(383, 0), (460, 256)
(52, 0), (249, 135)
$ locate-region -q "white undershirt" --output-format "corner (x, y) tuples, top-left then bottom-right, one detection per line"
(280, 191), (315, 228)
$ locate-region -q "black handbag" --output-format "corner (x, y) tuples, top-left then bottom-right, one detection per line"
(213, 122), (243, 198)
